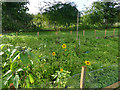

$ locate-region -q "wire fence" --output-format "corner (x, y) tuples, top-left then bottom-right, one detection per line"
(65, 64), (119, 88)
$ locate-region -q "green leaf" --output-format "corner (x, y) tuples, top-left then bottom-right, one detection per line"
(12, 53), (19, 62)
(3, 70), (11, 77)
(29, 74), (34, 84)
(25, 77), (30, 88)
(13, 75), (19, 88)
(10, 49), (17, 58)
(16, 68), (23, 73)
(20, 52), (30, 66)
(4, 74), (13, 85)
(0, 44), (5, 50)
(10, 62), (13, 71)
(0, 52), (4, 55)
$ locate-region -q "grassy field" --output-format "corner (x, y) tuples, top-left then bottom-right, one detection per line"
(1, 28), (119, 88)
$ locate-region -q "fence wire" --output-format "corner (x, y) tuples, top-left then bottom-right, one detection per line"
(65, 64), (119, 88)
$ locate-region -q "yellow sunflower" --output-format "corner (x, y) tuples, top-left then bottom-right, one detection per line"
(60, 68), (63, 72)
(62, 44), (66, 48)
(0, 34), (2, 36)
(85, 61), (91, 65)
(52, 52), (56, 56)
(65, 49), (67, 51)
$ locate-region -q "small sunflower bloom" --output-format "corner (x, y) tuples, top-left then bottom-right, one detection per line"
(60, 68), (63, 72)
(65, 49), (67, 51)
(0, 34), (2, 37)
(85, 61), (91, 65)
(62, 44), (66, 48)
(52, 52), (56, 56)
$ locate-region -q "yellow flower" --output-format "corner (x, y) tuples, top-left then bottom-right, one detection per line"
(62, 44), (66, 48)
(60, 68), (63, 72)
(0, 34), (2, 36)
(18, 56), (20, 59)
(52, 52), (56, 56)
(65, 49), (67, 51)
(85, 61), (91, 65)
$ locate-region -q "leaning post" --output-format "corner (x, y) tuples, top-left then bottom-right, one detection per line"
(80, 66), (87, 89)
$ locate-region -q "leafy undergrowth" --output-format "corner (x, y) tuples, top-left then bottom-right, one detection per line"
(0, 29), (119, 88)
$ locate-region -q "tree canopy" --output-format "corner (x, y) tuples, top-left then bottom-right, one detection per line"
(2, 2), (33, 32)
(42, 1), (79, 27)
(81, 1), (119, 29)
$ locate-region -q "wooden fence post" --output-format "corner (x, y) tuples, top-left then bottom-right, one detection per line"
(113, 29), (115, 36)
(70, 31), (72, 35)
(83, 30), (85, 37)
(94, 30), (96, 37)
(105, 29), (107, 37)
(80, 66), (87, 89)
(37, 32), (39, 37)
(16, 32), (18, 36)
(56, 31), (58, 35)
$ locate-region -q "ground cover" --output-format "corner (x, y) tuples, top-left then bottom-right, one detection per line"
(0, 28), (119, 88)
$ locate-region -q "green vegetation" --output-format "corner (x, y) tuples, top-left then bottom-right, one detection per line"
(2, 1), (120, 32)
(1, 28), (119, 88)
(1, 0), (119, 89)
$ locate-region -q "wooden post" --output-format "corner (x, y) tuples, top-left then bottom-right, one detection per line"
(94, 30), (96, 37)
(16, 32), (18, 36)
(56, 31), (58, 35)
(76, 11), (79, 40)
(70, 31), (72, 35)
(113, 29), (115, 36)
(80, 66), (87, 89)
(105, 29), (107, 37)
(83, 30), (85, 37)
(37, 32), (39, 37)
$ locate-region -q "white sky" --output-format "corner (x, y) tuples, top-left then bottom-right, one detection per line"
(27, 0), (98, 15)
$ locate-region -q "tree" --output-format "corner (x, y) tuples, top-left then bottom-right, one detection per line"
(81, 1), (119, 29)
(42, 1), (79, 29)
(2, 2), (33, 32)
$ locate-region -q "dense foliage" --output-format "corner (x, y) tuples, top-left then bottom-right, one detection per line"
(1, 29), (119, 88)
(2, 0), (120, 32)
(81, 1), (120, 29)
(42, 2), (79, 28)
(2, 2), (34, 32)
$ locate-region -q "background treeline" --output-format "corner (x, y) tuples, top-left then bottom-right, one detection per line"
(2, 0), (120, 32)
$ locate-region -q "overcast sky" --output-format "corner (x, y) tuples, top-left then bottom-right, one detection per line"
(26, 0), (98, 15)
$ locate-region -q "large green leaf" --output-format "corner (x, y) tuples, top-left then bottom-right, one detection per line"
(29, 74), (34, 84)
(0, 44), (5, 50)
(25, 77), (30, 88)
(12, 53), (19, 62)
(10, 49), (17, 58)
(20, 52), (30, 66)
(4, 74), (13, 85)
(3, 70), (11, 77)
(13, 74), (19, 88)
(10, 60), (18, 72)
